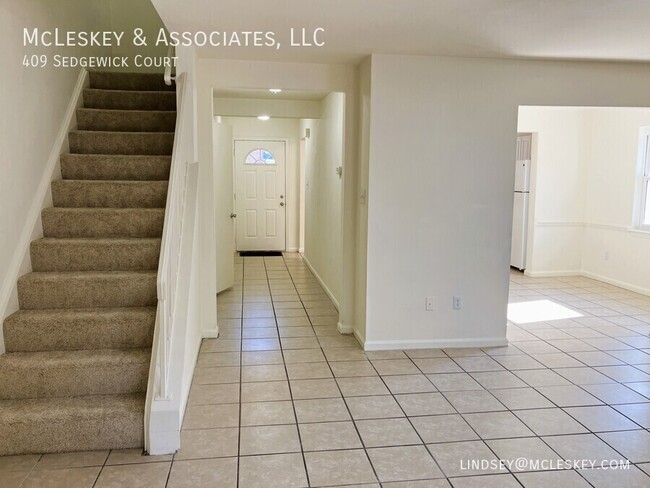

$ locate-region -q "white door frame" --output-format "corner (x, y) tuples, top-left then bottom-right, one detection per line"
(233, 137), (289, 252)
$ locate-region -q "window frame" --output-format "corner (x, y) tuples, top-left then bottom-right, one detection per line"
(244, 148), (276, 166)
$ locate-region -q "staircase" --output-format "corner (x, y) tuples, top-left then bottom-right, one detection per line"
(0, 72), (176, 455)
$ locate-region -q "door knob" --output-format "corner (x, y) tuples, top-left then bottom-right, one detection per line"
(230, 213), (237, 218)
(280, 202), (285, 207)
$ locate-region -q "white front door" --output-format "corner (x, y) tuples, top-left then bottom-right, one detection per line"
(234, 140), (286, 251)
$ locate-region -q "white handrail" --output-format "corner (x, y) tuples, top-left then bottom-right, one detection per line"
(164, 45), (175, 86)
(144, 69), (198, 454)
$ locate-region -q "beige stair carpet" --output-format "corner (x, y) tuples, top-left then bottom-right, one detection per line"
(0, 71), (175, 455)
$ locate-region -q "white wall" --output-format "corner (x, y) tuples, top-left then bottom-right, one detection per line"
(363, 54), (650, 349)
(0, 0), (110, 352)
(520, 106), (650, 294)
(302, 93), (346, 306)
(220, 116), (302, 252)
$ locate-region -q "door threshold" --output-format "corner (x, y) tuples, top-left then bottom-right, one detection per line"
(239, 251), (284, 257)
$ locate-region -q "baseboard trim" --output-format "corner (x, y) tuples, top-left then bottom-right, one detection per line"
(337, 321), (353, 334)
(202, 326), (220, 339)
(300, 254), (340, 311)
(353, 328), (366, 349)
(362, 337), (508, 351)
(286, 247), (299, 252)
(0, 68), (88, 354)
(524, 270), (581, 278)
(580, 271), (650, 297)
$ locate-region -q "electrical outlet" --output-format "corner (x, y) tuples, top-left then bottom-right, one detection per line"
(604, 251), (610, 261)
(426, 297), (435, 311)
(453, 296), (462, 310)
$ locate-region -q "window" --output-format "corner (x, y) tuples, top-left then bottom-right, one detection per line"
(245, 149), (276, 165)
(636, 127), (650, 230)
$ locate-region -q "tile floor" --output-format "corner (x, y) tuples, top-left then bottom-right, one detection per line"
(1, 254), (650, 487)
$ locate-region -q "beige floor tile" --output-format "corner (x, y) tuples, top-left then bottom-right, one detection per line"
(0, 455), (40, 471)
(443, 390), (507, 413)
(372, 359), (420, 375)
(241, 401), (296, 426)
(346, 395), (404, 420)
(242, 328), (278, 339)
(535, 385), (603, 407)
(282, 349), (327, 364)
(105, 449), (172, 465)
(543, 433), (625, 463)
(396, 392), (456, 416)
(404, 349), (447, 359)
(613, 403), (650, 428)
(193, 366), (240, 385)
(286, 362), (333, 380)
(295, 397), (351, 423)
(383, 375), (437, 394)
(278, 326), (316, 338)
(291, 378), (341, 399)
(324, 348), (368, 361)
(176, 428), (239, 460)
(239, 425), (301, 455)
(489, 387), (554, 410)
(582, 383), (649, 404)
(597, 429), (650, 462)
(383, 481), (449, 488)
(365, 350), (408, 360)
(22, 467), (100, 488)
(305, 449), (377, 486)
(450, 473), (520, 488)
(167, 458), (237, 488)
(356, 418), (421, 447)
(241, 381), (291, 402)
(565, 405), (640, 432)
(410, 415), (478, 444)
(241, 338), (281, 351)
(0, 470), (29, 488)
(281, 337), (321, 349)
(515, 469), (595, 488)
(337, 376), (391, 397)
(487, 437), (561, 472)
(330, 361), (378, 378)
(319, 336), (361, 348)
(299, 421), (363, 451)
(513, 369), (572, 387)
(579, 466), (650, 488)
(238, 453), (307, 488)
(188, 383), (240, 405)
(471, 371), (529, 389)
(241, 351), (284, 365)
(368, 445), (443, 482)
(427, 440), (505, 477)
(427, 373), (483, 392)
(241, 364), (287, 382)
(412, 358), (463, 374)
(462, 411), (534, 439)
(36, 451), (108, 470)
(514, 408), (589, 436)
(196, 351), (240, 366)
(182, 404), (239, 430)
(95, 462), (170, 488)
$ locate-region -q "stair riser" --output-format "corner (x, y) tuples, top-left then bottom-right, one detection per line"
(60, 155), (171, 181)
(77, 109), (176, 132)
(17, 274), (157, 309)
(42, 209), (164, 238)
(89, 71), (175, 91)
(30, 240), (161, 272)
(0, 395), (144, 455)
(52, 180), (168, 208)
(84, 89), (176, 110)
(69, 131), (174, 155)
(3, 310), (155, 352)
(0, 362), (149, 400)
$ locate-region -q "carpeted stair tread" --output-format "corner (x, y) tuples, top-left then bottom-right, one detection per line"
(42, 207), (165, 238)
(60, 154), (171, 181)
(30, 237), (161, 272)
(69, 130), (174, 155)
(52, 180), (168, 208)
(77, 108), (176, 132)
(3, 307), (155, 352)
(0, 348), (150, 400)
(0, 393), (144, 455)
(83, 88), (176, 110)
(89, 71), (175, 91)
(17, 271), (157, 310)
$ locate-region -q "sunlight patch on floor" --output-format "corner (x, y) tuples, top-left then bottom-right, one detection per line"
(507, 299), (583, 324)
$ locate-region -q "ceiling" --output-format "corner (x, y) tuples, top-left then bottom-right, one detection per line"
(153, 0), (650, 63)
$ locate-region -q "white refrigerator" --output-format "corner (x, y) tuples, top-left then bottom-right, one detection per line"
(511, 136), (531, 270)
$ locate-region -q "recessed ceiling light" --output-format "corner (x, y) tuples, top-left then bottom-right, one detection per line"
(257, 114), (271, 121)
(269, 88), (282, 94)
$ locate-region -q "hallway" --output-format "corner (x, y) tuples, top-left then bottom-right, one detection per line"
(1, 255), (650, 487)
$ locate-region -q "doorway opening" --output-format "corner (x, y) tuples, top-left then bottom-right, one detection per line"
(212, 88), (347, 310)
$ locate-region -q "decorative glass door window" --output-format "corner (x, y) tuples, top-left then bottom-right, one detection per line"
(245, 149), (276, 165)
